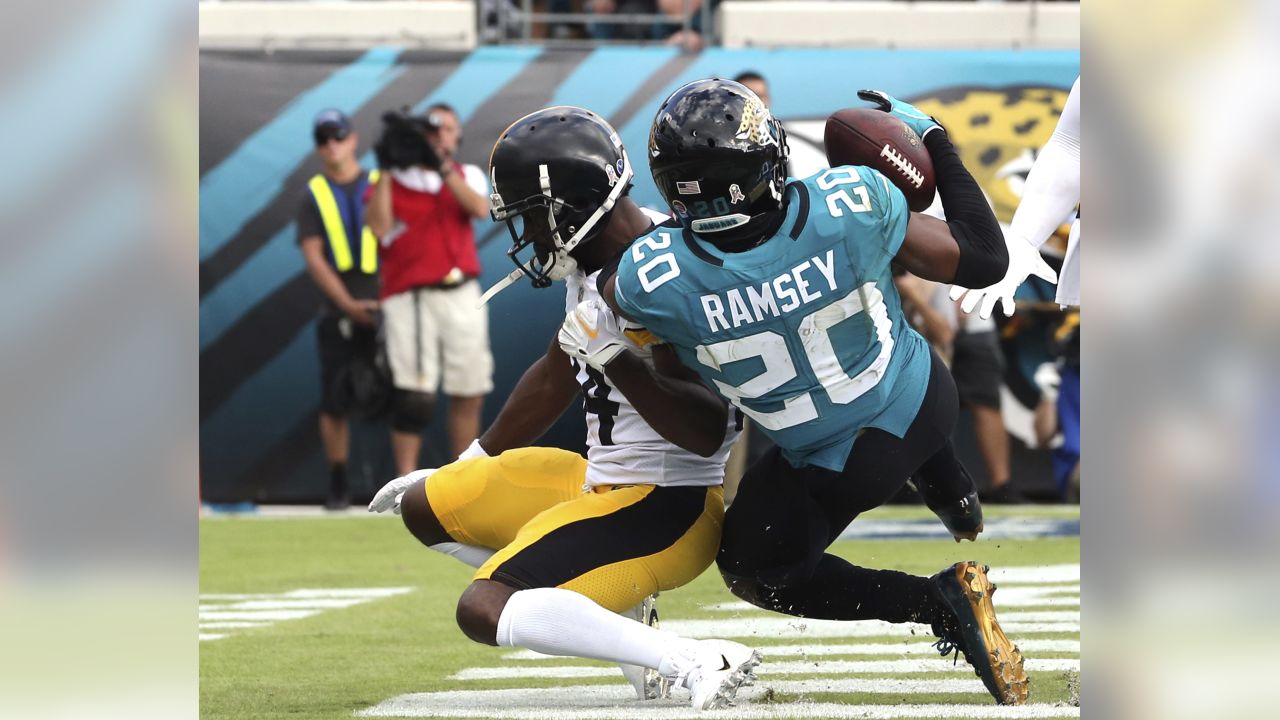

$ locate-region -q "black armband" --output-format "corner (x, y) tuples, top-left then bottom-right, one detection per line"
(924, 130), (1008, 288)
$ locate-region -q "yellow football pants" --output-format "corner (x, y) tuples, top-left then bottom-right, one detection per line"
(423, 447), (724, 613)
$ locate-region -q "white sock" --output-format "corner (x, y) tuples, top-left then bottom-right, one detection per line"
(428, 542), (494, 569)
(495, 587), (684, 670)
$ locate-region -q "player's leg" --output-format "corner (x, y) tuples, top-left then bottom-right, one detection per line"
(316, 316), (353, 508)
(718, 436), (948, 625)
(911, 349), (986, 540)
(383, 290), (437, 475)
(456, 484), (758, 709)
(724, 354), (1027, 704)
(435, 281), (494, 459)
(399, 448), (587, 568)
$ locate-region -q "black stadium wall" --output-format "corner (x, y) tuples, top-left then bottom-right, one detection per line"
(199, 46), (1080, 504)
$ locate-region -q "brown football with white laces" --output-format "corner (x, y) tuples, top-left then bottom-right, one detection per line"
(824, 108), (936, 212)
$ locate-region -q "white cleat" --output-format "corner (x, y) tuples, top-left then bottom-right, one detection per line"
(619, 594), (670, 700)
(662, 639), (762, 711)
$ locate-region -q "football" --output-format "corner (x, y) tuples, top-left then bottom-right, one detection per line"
(824, 108), (936, 212)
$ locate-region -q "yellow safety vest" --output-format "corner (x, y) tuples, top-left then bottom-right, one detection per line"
(307, 169), (380, 274)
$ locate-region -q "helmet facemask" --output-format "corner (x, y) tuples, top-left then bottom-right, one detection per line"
(491, 154), (633, 288)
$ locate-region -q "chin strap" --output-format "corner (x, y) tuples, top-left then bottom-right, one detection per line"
(477, 268), (524, 307)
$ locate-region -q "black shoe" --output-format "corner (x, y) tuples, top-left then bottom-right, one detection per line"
(930, 561), (1028, 705)
(979, 482), (1029, 505)
(927, 490), (984, 542)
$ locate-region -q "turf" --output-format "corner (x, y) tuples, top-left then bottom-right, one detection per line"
(200, 507), (1079, 719)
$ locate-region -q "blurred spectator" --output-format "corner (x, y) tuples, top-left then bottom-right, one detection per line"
(658, 0), (715, 50)
(588, 0), (659, 41)
(897, 272), (1026, 504)
(365, 104), (493, 474)
(296, 109), (384, 510)
(1034, 313), (1081, 501)
(733, 70), (770, 108)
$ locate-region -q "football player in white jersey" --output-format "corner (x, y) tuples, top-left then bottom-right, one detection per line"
(369, 107), (758, 711)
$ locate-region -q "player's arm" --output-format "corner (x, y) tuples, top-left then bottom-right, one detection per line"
(947, 80), (1076, 317)
(604, 344), (729, 458)
(1008, 77), (1080, 251)
(855, 90), (1008, 289)
(894, 132), (1008, 288)
(476, 333), (580, 454)
(560, 299), (728, 458)
(598, 273), (638, 323)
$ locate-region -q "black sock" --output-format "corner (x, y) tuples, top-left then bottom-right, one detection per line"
(756, 554), (945, 624)
(329, 462), (347, 497)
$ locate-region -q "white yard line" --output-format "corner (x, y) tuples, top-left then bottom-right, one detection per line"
(199, 598), (372, 611)
(502, 638), (1079, 662)
(199, 587), (413, 601)
(198, 609), (321, 622)
(452, 657), (1078, 681)
(285, 587), (414, 598)
(986, 565), (1080, 585)
(704, 586), (1079, 613)
(198, 586), (414, 641)
(359, 684), (1079, 719)
(661, 617), (1077, 639)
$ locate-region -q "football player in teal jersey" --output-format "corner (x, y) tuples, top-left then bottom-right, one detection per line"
(597, 79), (1028, 705)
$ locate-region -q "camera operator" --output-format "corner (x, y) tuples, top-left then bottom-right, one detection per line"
(365, 103), (493, 474)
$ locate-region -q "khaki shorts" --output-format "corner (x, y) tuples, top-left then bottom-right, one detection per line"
(382, 280), (494, 397)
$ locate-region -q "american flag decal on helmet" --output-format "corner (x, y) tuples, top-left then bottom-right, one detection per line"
(676, 180), (701, 195)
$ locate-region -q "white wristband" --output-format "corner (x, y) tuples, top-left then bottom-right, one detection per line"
(457, 439), (489, 461)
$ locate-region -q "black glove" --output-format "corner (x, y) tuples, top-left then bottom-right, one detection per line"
(374, 110), (442, 170)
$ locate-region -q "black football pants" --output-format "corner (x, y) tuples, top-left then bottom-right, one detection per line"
(717, 350), (977, 624)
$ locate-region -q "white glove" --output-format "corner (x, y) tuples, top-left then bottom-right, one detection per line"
(1034, 362), (1062, 403)
(558, 298), (629, 371)
(367, 468), (437, 515)
(949, 231), (1058, 319)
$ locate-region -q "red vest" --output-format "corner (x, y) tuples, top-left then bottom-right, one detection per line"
(378, 163), (481, 298)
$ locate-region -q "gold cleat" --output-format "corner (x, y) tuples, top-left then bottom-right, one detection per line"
(931, 561), (1029, 705)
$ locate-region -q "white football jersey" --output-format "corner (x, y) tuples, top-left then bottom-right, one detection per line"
(563, 256), (741, 489)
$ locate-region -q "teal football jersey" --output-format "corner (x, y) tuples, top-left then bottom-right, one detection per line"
(615, 166), (931, 471)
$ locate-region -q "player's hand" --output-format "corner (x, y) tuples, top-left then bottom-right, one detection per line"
(949, 231), (1058, 319)
(1034, 362), (1062, 403)
(558, 298), (629, 371)
(857, 90), (942, 140)
(368, 468), (437, 515)
(343, 299), (380, 327)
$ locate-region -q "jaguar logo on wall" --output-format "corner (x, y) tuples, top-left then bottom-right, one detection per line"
(784, 84), (1071, 229)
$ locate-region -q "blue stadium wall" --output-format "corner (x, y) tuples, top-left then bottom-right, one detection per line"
(200, 46), (1080, 503)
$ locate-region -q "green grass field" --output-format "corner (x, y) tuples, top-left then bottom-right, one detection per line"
(200, 506), (1079, 719)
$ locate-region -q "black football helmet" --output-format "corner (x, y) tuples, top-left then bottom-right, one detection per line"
(649, 78), (789, 245)
(488, 106), (633, 290)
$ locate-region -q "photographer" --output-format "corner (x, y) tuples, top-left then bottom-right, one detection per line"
(365, 103), (493, 474)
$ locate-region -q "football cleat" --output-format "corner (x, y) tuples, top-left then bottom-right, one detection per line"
(661, 639), (762, 710)
(618, 594), (670, 700)
(926, 490), (985, 542)
(930, 561), (1029, 705)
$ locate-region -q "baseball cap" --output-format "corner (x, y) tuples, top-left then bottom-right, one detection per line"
(313, 109), (352, 143)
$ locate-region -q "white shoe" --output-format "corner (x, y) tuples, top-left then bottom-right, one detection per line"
(661, 639), (762, 710)
(618, 594), (669, 700)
